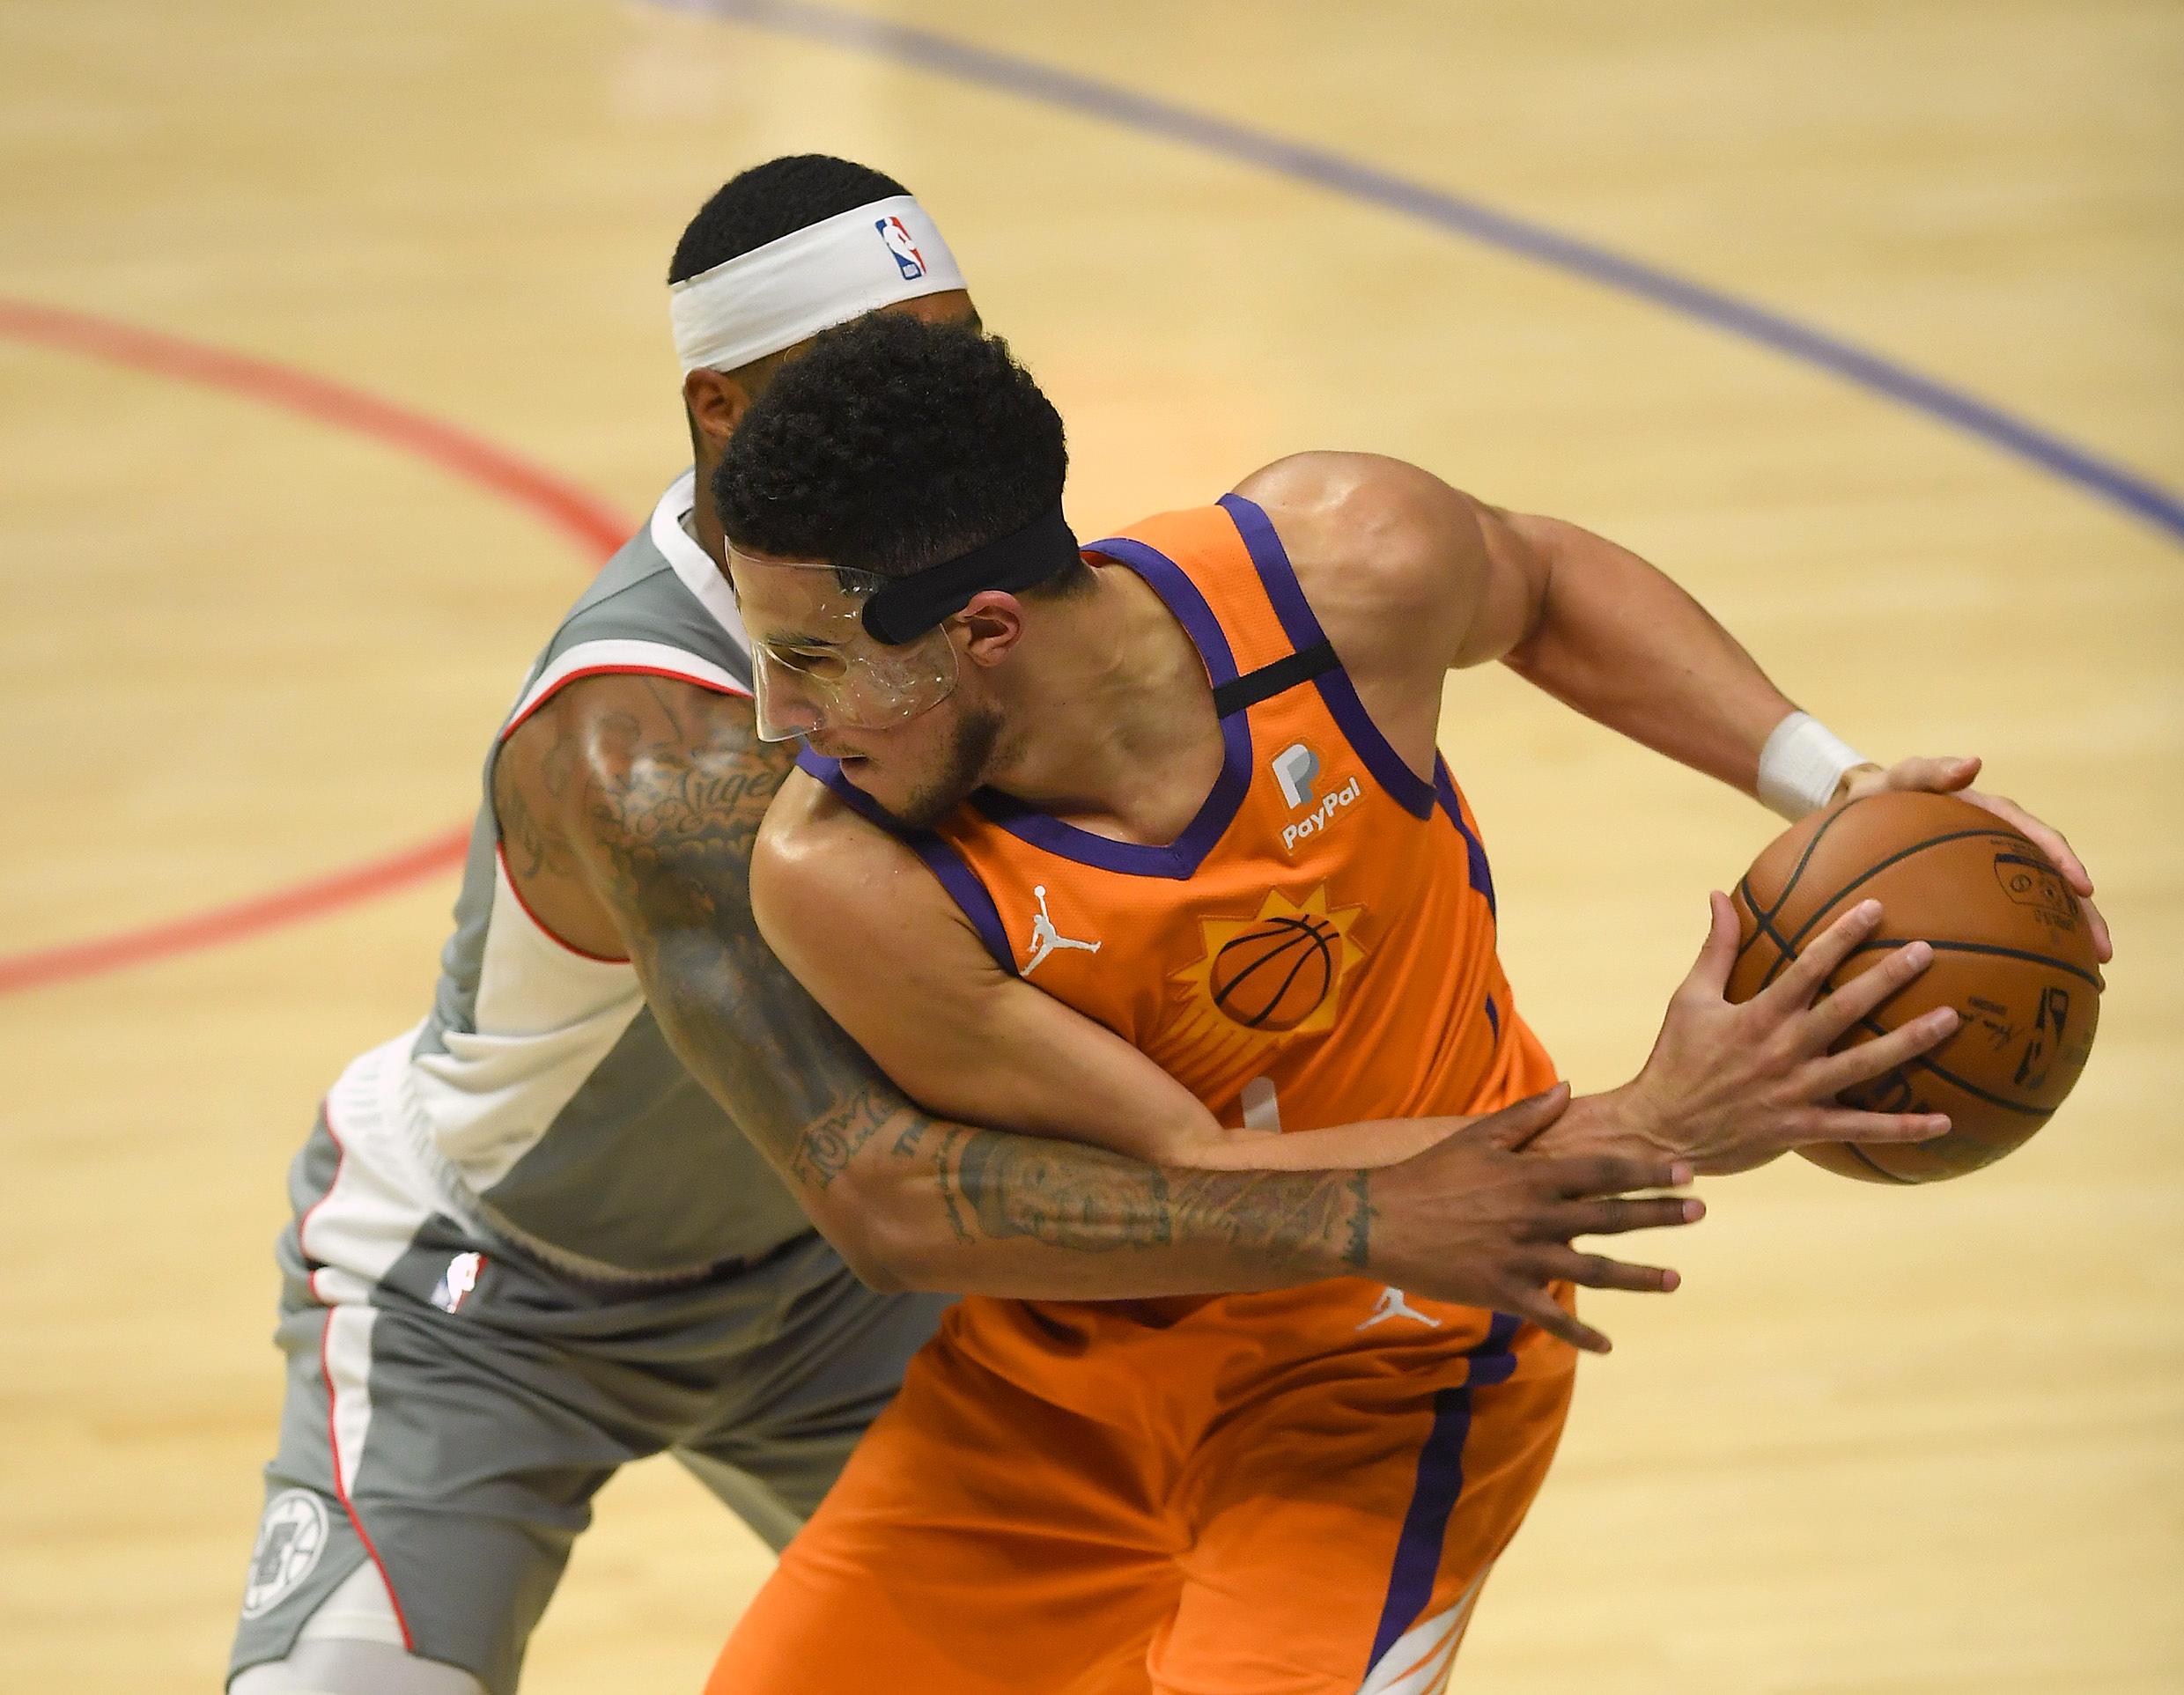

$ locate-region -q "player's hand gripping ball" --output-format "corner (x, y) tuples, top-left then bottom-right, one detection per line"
(1727, 792), (2102, 1183)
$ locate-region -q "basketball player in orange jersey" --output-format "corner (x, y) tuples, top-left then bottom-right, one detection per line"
(705, 315), (2109, 1693)
(232, 157), (1750, 1695)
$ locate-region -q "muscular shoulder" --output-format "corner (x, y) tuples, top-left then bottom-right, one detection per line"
(753, 771), (948, 940)
(502, 669), (765, 787)
(1231, 453), (1490, 674)
(498, 671), (790, 941)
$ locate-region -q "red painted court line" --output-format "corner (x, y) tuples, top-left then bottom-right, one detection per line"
(0, 300), (632, 555)
(0, 298), (634, 998)
(0, 829), (474, 997)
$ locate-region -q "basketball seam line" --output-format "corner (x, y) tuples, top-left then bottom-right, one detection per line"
(1782, 825), (2029, 949)
(1841, 1011), (2052, 1116)
(1748, 920), (2067, 1166)
(1760, 800), (1863, 925)
(1738, 874), (1801, 972)
(1841, 937), (2103, 991)
(1837, 1142), (1917, 1184)
(1731, 800), (1863, 973)
(1758, 826), (2032, 992)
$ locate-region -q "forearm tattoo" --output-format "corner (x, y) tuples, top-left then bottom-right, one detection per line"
(952, 1131), (1375, 1271)
(529, 676), (1373, 1276)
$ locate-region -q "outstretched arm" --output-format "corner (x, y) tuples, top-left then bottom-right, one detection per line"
(1233, 451), (2107, 959)
(499, 672), (1692, 1347)
(1229, 453), (2003, 1168)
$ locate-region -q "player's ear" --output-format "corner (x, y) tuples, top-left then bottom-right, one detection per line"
(953, 591), (1028, 667)
(683, 367), (754, 448)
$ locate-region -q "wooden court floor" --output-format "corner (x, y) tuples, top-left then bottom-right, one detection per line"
(1, 1), (2178, 1689)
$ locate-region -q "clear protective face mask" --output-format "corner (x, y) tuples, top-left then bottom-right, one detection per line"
(726, 548), (961, 742)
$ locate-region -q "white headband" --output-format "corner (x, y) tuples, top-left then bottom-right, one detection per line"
(669, 194), (967, 374)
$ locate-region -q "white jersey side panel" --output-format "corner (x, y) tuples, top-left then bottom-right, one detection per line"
(311, 473), (809, 1282)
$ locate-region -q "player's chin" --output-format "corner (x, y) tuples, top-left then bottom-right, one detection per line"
(827, 749), (909, 809)
(808, 740), (874, 777)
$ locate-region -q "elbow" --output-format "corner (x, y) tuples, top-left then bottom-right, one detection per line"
(849, 1208), (956, 1294)
(839, 1242), (911, 1295)
(840, 1227), (914, 1294)
(803, 1174), (927, 1296)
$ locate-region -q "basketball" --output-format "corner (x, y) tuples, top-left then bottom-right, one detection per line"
(1208, 913), (1338, 1030)
(1727, 791), (2102, 1183)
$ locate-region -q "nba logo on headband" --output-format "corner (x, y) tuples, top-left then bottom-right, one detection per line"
(876, 215), (926, 281)
(669, 195), (966, 373)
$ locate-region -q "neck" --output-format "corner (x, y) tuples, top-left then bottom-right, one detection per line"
(984, 564), (1221, 844)
(691, 441), (727, 564)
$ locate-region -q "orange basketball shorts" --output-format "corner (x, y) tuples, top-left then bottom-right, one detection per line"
(708, 1279), (1574, 1695)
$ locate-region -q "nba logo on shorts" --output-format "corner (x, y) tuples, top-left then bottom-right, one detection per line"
(430, 1250), (485, 1314)
(241, 1489), (328, 1618)
(876, 215), (926, 281)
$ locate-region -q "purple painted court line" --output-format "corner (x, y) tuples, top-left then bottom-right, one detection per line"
(659, 0), (2184, 547)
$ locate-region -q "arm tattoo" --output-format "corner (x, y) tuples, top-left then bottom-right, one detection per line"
(788, 1081), (897, 1190)
(1344, 1169), (1376, 1270)
(567, 678), (863, 1181)
(564, 675), (1372, 1284)
(930, 1127), (976, 1247)
(951, 1129), (1372, 1273)
(580, 689), (788, 932)
(498, 745), (578, 882)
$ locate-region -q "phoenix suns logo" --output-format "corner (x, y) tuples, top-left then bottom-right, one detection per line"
(1171, 885), (1368, 1053)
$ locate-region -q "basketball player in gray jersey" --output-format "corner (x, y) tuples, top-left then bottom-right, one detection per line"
(230, 154), (1987, 1694)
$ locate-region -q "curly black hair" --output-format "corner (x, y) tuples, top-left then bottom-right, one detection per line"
(669, 155), (909, 284)
(712, 313), (1068, 580)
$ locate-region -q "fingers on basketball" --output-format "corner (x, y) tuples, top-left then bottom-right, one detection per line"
(1727, 792), (2102, 1183)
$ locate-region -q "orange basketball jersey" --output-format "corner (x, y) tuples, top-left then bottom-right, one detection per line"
(801, 491), (1556, 1158)
(735, 495), (1575, 1695)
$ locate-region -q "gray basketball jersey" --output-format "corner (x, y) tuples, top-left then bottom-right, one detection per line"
(321, 472), (812, 1281)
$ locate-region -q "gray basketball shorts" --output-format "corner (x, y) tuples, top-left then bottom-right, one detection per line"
(227, 1108), (951, 1695)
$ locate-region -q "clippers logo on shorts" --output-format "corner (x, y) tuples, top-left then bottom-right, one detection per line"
(1272, 741), (1362, 853)
(876, 216), (926, 281)
(241, 1489), (329, 1618)
(430, 1250), (486, 1314)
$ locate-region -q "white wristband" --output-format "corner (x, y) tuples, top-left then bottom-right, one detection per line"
(1756, 711), (1870, 821)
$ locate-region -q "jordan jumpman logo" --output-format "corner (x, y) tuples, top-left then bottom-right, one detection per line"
(1022, 885), (1102, 976)
(1355, 1286), (1442, 1331)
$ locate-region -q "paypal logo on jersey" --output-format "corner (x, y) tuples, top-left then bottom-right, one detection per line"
(1273, 741), (1362, 852)
(876, 216), (926, 280)
(1272, 741), (1320, 809)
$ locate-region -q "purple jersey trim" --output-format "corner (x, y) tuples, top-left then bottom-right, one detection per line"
(1218, 491), (1436, 821)
(1361, 1312), (1523, 1677)
(1432, 758), (1497, 919)
(967, 536), (1254, 881)
(796, 748), (1019, 976)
